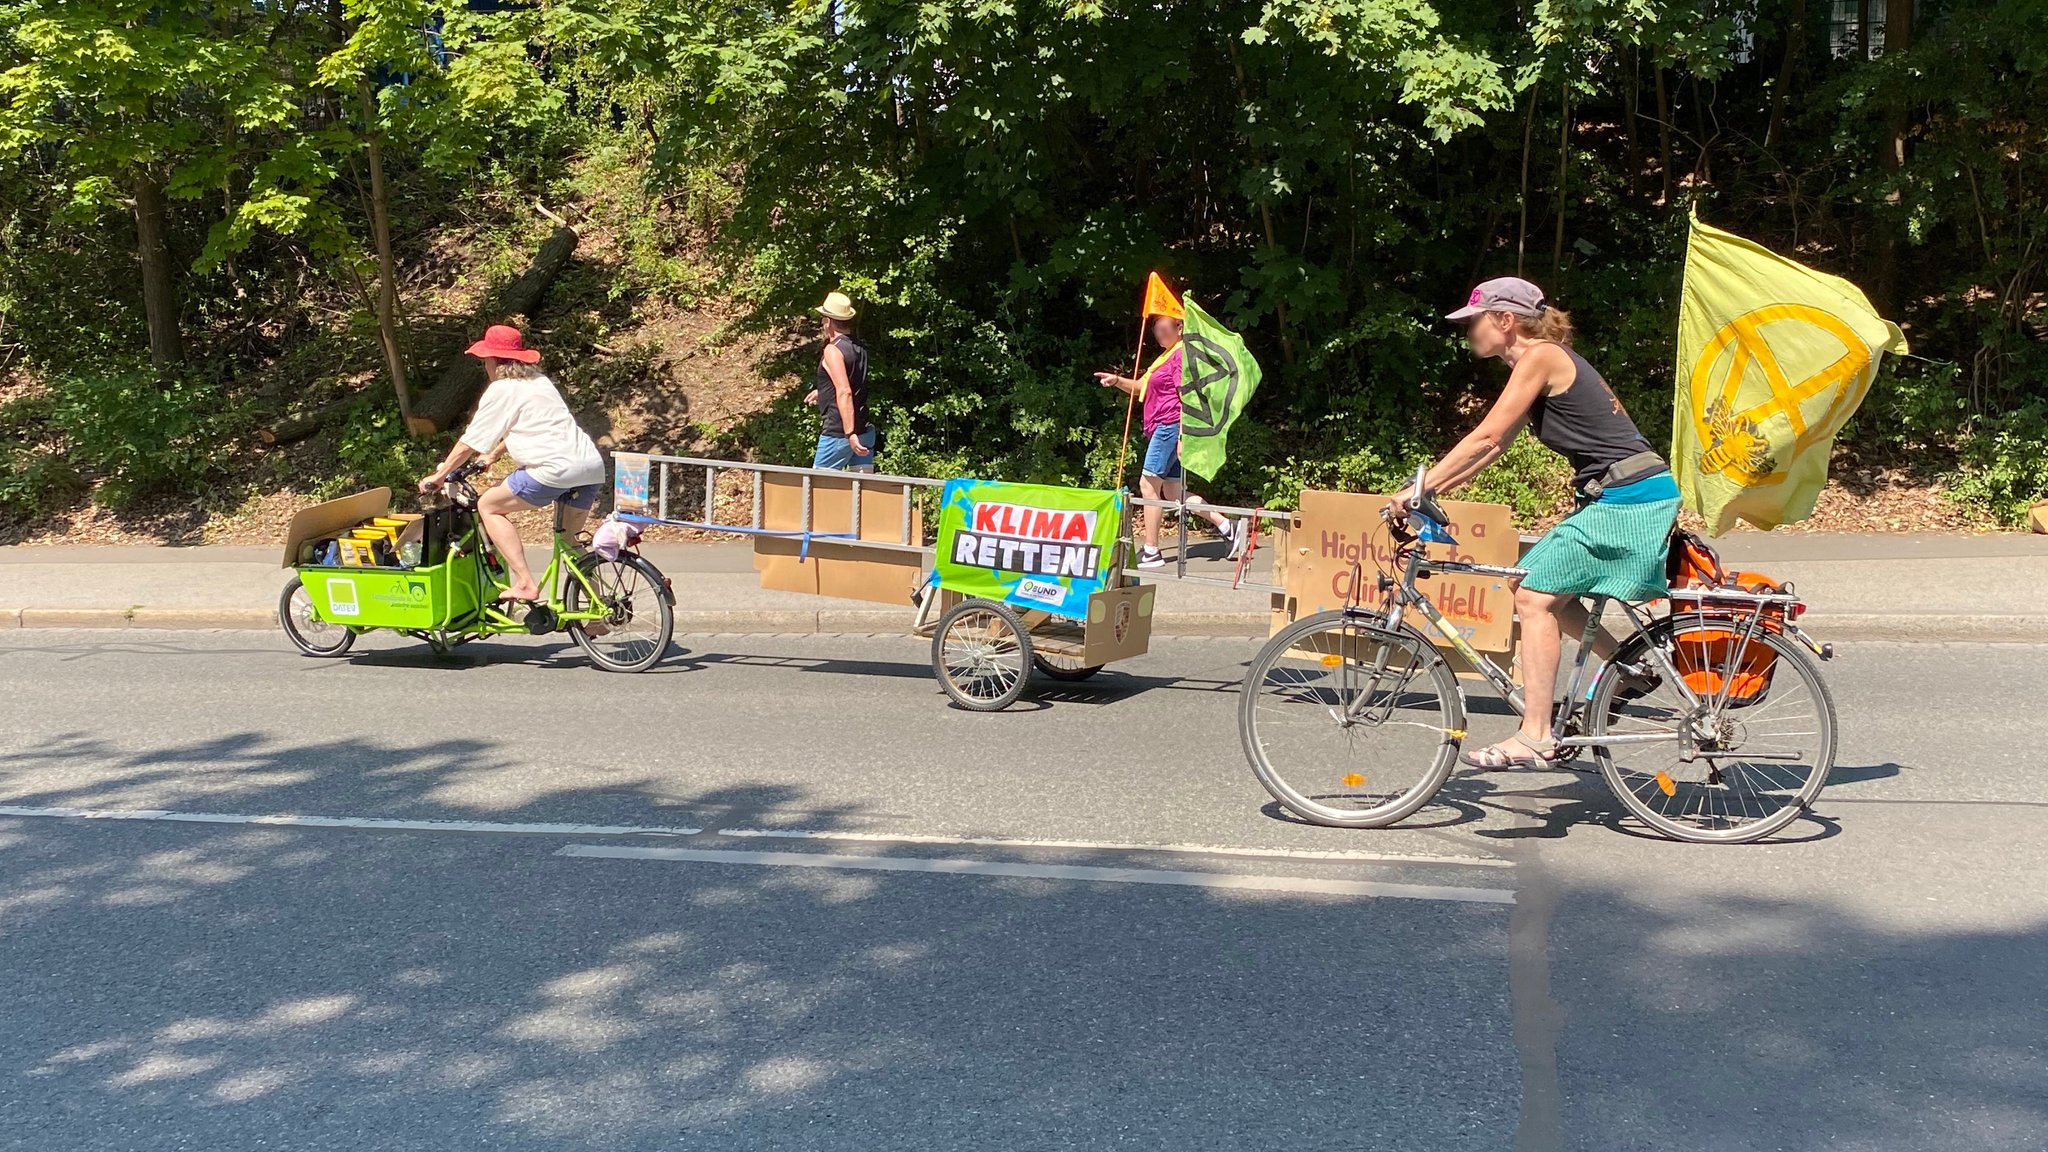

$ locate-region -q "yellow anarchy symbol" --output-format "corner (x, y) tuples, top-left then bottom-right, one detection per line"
(1689, 304), (1873, 488)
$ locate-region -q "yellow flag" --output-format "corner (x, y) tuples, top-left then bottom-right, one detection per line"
(1674, 215), (1907, 536)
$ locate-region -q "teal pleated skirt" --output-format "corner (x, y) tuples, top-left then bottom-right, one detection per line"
(1520, 479), (1681, 602)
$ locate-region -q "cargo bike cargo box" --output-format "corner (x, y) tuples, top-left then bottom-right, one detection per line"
(280, 488), (483, 631)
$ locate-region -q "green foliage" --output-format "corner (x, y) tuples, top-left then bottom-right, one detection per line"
(1460, 432), (1575, 524)
(1949, 400), (2048, 526)
(0, 446), (81, 517)
(4, 0), (2047, 537)
(327, 397), (442, 499)
(48, 369), (238, 507)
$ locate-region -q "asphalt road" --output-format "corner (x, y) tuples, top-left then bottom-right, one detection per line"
(1, 629), (2043, 1151)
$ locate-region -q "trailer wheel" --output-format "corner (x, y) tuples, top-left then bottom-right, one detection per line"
(1032, 654), (1104, 682)
(933, 599), (1033, 711)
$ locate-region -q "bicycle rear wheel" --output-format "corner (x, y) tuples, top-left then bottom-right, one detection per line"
(1590, 617), (1836, 843)
(564, 554), (675, 673)
(1239, 611), (1466, 828)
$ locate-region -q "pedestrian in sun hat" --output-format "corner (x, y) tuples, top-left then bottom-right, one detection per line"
(418, 324), (606, 601)
(801, 291), (876, 472)
(1391, 276), (1677, 770)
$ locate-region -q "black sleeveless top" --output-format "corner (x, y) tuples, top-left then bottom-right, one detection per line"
(815, 334), (869, 437)
(1528, 346), (1659, 487)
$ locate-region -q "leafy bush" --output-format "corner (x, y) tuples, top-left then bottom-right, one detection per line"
(1460, 433), (1574, 526)
(0, 447), (84, 517)
(327, 398), (443, 499)
(1949, 401), (2048, 526)
(49, 370), (239, 507)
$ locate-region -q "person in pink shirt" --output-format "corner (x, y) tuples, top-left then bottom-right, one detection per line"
(1097, 314), (1246, 567)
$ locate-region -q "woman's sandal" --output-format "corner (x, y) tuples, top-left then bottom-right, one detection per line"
(1458, 732), (1561, 770)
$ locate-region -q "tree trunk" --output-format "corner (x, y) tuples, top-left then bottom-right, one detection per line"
(358, 79), (414, 430)
(1876, 0), (1914, 314)
(1517, 84), (1538, 275)
(131, 172), (183, 371)
(1228, 39), (1294, 365)
(1622, 44), (1640, 199)
(1553, 78), (1570, 275)
(1856, 0), (1870, 60)
(1765, 0), (1806, 150)
(410, 224), (580, 434)
(1655, 65), (1673, 206)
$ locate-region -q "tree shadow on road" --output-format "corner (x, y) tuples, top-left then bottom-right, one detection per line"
(0, 723), (1523, 1152)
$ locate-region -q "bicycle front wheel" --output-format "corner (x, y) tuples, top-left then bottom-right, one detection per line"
(1240, 611), (1466, 828)
(565, 554), (675, 673)
(1590, 617), (1837, 844)
(279, 576), (355, 658)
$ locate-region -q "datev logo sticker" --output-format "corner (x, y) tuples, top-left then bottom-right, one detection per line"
(326, 578), (360, 617)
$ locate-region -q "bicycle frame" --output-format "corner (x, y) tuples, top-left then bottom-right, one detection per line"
(433, 479), (617, 638)
(1356, 512), (1790, 757)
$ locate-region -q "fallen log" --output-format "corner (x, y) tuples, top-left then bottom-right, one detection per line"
(409, 222), (580, 435)
(261, 221), (582, 445)
(261, 393), (362, 446)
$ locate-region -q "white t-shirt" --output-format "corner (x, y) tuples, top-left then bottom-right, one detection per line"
(460, 374), (606, 489)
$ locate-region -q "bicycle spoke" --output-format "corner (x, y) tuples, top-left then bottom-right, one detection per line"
(1593, 623), (1836, 843)
(1242, 617), (1461, 827)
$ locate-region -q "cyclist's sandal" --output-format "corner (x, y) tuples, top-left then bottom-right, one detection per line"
(1459, 733), (1561, 770)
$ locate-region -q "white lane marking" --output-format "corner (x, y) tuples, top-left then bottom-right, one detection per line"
(557, 845), (1517, 905)
(0, 805), (702, 838)
(716, 826), (1512, 869)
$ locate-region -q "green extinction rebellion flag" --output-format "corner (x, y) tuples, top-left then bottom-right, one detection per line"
(934, 478), (1124, 621)
(1178, 294), (1261, 482)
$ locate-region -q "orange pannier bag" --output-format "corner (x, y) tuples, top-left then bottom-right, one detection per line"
(1663, 530), (1783, 706)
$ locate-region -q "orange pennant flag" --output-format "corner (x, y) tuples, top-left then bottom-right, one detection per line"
(1141, 272), (1183, 320)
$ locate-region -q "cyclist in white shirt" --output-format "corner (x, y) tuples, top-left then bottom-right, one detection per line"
(418, 325), (606, 602)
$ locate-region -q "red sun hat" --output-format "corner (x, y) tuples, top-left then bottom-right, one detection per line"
(465, 324), (541, 363)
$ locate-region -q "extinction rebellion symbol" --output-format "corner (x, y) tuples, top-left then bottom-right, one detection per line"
(1180, 333), (1237, 438)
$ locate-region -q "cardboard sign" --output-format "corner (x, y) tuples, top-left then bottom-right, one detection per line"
(280, 488), (392, 569)
(933, 479), (1123, 621)
(1277, 489), (1518, 654)
(753, 472), (926, 606)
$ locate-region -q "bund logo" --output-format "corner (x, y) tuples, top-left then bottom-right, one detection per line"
(1688, 304), (1873, 488)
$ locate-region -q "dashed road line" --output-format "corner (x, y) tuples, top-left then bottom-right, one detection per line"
(558, 844), (1518, 904)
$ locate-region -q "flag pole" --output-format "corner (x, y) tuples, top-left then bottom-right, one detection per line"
(1115, 313), (1146, 492)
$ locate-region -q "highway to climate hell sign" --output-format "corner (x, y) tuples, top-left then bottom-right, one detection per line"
(1273, 489), (1518, 654)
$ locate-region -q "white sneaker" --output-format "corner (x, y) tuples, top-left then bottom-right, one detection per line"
(1226, 518), (1251, 560)
(1137, 547), (1166, 569)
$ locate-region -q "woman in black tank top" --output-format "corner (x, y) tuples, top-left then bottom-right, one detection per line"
(1394, 277), (1681, 770)
(804, 291), (876, 471)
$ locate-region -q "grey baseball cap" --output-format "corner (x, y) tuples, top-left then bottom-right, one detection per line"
(1446, 276), (1547, 321)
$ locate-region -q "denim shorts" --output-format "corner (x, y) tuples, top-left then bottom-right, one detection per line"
(505, 467), (599, 510)
(814, 425), (878, 472)
(1141, 422), (1183, 480)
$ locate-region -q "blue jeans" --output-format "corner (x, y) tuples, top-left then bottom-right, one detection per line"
(1141, 423), (1182, 480)
(814, 426), (878, 471)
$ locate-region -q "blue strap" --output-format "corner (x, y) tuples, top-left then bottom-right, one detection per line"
(614, 511), (859, 552)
